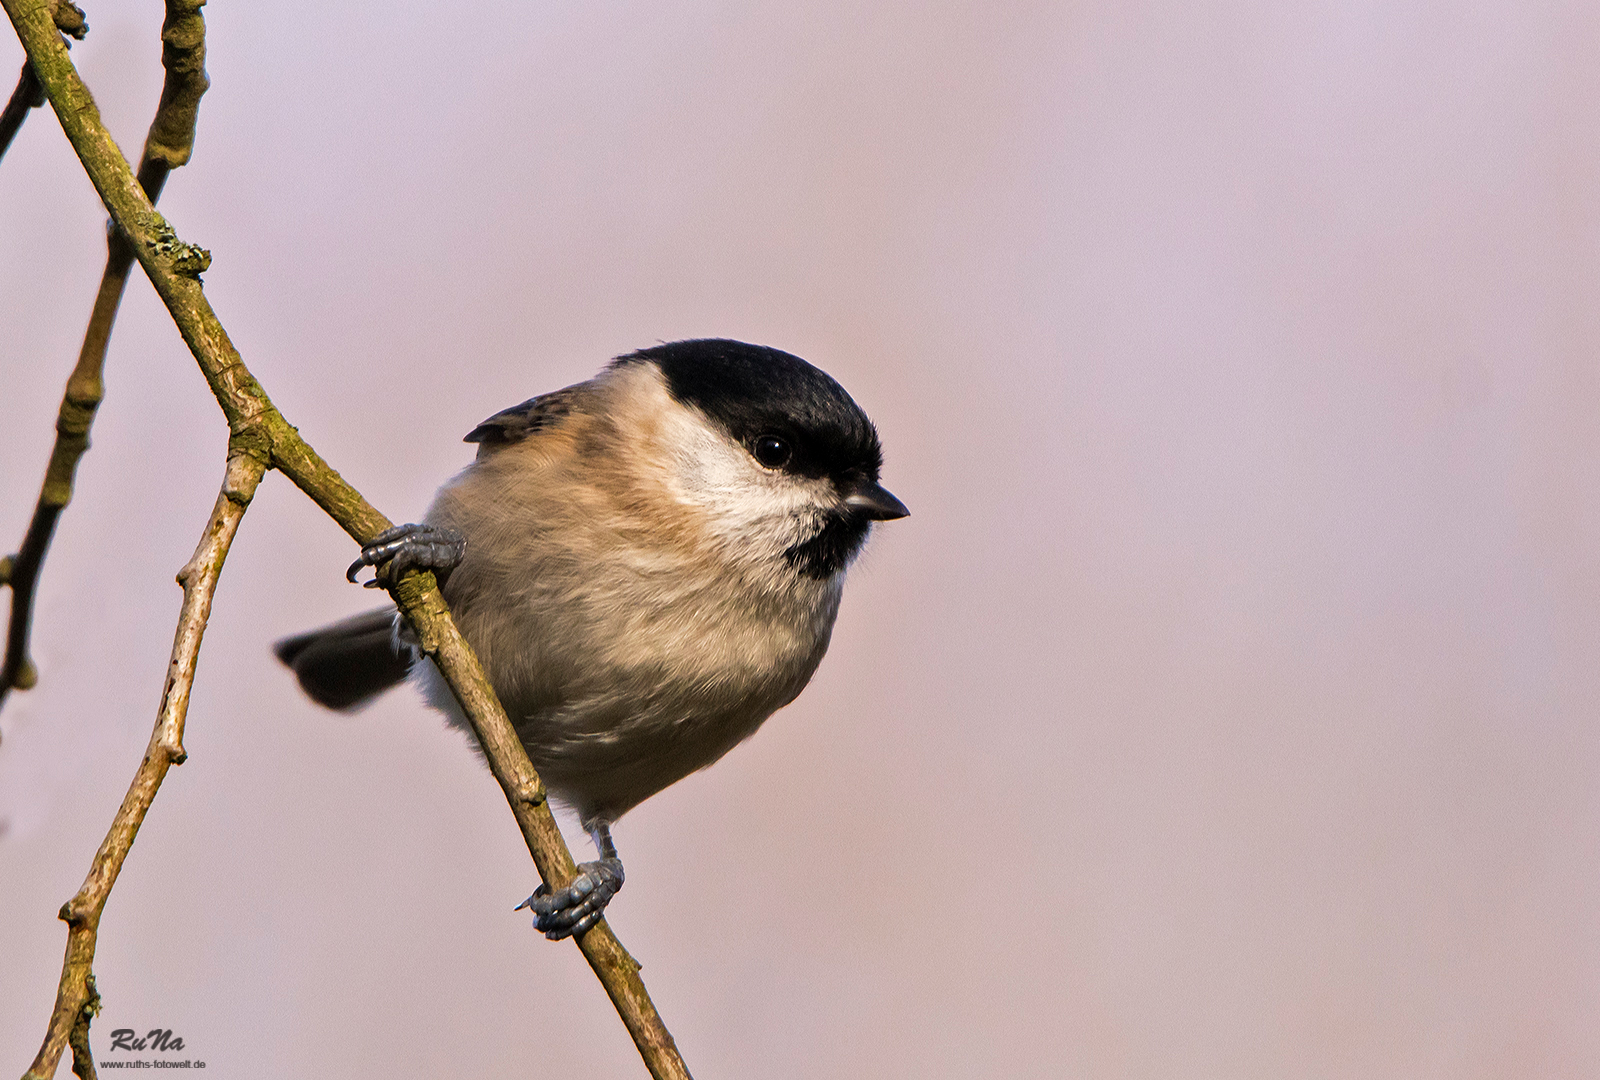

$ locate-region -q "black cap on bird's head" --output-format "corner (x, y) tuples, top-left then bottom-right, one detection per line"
(616, 339), (907, 575)
(616, 339), (905, 511)
(617, 340), (876, 473)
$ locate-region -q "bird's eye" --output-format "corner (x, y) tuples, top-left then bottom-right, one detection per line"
(752, 434), (792, 469)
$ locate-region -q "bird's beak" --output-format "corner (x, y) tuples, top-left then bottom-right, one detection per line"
(844, 480), (909, 521)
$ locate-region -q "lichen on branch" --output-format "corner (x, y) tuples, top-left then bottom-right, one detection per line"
(1, 0), (211, 713)
(4, 1), (692, 1076)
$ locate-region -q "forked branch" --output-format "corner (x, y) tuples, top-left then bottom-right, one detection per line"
(5, 1), (689, 1076)
(0, 0), (82, 163)
(23, 447), (266, 1080)
(1, 0), (207, 714)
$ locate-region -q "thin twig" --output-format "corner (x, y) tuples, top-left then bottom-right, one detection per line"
(5, 2), (691, 1077)
(0, 236), (134, 712)
(0, 1), (82, 164)
(1, 0), (205, 714)
(0, 61), (43, 161)
(23, 448), (266, 1080)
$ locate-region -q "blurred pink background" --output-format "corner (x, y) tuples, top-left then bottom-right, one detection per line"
(4, 1), (1600, 1076)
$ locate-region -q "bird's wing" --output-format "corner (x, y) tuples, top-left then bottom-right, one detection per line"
(463, 383), (587, 448)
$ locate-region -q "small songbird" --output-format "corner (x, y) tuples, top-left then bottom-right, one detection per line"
(275, 339), (906, 938)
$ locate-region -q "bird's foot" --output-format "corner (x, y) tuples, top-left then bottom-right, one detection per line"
(346, 523), (466, 588)
(516, 858), (625, 940)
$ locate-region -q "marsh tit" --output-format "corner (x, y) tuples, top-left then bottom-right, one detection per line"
(275, 339), (906, 938)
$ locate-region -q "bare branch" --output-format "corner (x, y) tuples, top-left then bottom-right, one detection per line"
(1, 0), (208, 713)
(140, 0), (205, 173)
(0, 61), (44, 162)
(0, 247), (129, 712)
(22, 448), (267, 1080)
(0, 1), (83, 164)
(6, 2), (692, 1076)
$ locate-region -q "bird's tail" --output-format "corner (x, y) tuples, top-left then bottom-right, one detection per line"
(274, 607), (415, 711)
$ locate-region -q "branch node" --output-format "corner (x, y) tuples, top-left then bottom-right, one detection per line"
(225, 431), (272, 487)
(14, 656), (37, 689)
(9, 4), (691, 1071)
(142, 219), (210, 278)
(58, 898), (88, 927)
(1, 554), (12, 585)
(140, 0), (206, 170)
(59, 386), (103, 424)
(52, 0), (87, 39)
(2, 0), (213, 723)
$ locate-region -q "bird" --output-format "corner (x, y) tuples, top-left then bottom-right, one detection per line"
(274, 339), (906, 938)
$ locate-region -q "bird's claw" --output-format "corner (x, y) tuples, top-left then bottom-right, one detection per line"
(346, 523), (466, 588)
(515, 857), (625, 940)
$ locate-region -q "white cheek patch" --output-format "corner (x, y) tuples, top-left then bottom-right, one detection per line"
(652, 393), (832, 554)
(602, 361), (839, 563)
